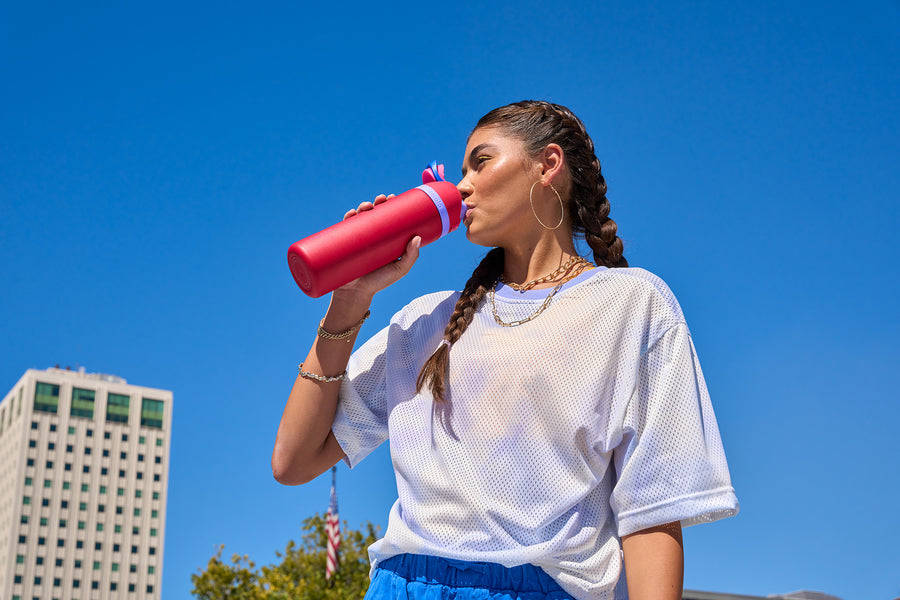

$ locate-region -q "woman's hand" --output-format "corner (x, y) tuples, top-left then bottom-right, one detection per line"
(332, 194), (421, 303)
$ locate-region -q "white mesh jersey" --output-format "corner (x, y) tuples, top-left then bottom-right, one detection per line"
(332, 266), (739, 600)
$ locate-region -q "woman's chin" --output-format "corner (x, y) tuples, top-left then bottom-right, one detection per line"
(464, 226), (495, 248)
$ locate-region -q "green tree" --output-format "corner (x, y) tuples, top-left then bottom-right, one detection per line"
(191, 514), (379, 600)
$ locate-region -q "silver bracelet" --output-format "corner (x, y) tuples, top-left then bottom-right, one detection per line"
(298, 363), (346, 383)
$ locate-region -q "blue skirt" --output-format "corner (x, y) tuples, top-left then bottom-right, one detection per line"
(364, 553), (575, 600)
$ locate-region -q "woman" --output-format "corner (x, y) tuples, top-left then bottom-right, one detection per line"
(273, 100), (739, 600)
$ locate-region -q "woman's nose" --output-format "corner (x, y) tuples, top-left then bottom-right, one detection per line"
(457, 178), (473, 199)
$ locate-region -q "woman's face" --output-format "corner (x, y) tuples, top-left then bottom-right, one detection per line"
(458, 127), (542, 248)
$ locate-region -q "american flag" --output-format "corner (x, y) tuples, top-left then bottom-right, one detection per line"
(325, 466), (341, 580)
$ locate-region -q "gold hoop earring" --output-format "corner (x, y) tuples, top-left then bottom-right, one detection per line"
(529, 181), (564, 230)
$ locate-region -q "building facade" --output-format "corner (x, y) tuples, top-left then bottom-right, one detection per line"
(0, 367), (172, 600)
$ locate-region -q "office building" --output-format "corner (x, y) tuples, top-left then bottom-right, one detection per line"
(0, 367), (172, 600)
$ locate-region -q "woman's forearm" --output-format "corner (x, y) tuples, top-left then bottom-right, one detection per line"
(621, 521), (684, 600)
(271, 292), (372, 485)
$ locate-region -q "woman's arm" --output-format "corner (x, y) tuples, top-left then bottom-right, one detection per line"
(272, 197), (419, 485)
(621, 521), (684, 600)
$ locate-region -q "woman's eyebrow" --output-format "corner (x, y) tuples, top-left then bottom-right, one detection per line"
(461, 143), (497, 176)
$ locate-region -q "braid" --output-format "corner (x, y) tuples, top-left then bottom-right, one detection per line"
(416, 248), (504, 402)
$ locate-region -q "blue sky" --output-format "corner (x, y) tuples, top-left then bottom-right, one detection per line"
(1, 1), (898, 599)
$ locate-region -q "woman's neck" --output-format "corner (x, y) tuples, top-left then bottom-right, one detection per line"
(501, 236), (586, 290)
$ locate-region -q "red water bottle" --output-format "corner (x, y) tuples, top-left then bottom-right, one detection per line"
(288, 162), (465, 298)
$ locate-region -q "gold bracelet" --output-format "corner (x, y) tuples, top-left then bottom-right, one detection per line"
(317, 310), (371, 342)
(298, 363), (346, 383)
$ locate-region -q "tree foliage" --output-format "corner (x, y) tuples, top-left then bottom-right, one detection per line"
(191, 514), (379, 600)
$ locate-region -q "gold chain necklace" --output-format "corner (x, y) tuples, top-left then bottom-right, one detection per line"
(489, 263), (591, 327)
(499, 255), (593, 291)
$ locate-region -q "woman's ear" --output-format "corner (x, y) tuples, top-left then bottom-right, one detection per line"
(540, 143), (565, 186)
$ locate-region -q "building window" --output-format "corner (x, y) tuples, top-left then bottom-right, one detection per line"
(132, 527), (139, 534)
(61, 500), (68, 508)
(54, 578), (61, 586)
(65, 463), (71, 471)
(93, 561), (101, 570)
(117, 488), (125, 496)
(154, 474), (161, 482)
(156, 438), (163, 447)
(106, 394), (129, 424)
(60, 518), (67, 527)
(113, 543), (120, 552)
(81, 483), (89, 491)
(129, 584), (135, 592)
(50, 423), (56, 431)
(29, 440), (36, 448)
(104, 431), (110, 439)
(57, 558), (64, 566)
(102, 449), (109, 457)
(96, 524), (103, 532)
(135, 490), (142, 498)
(122, 433), (128, 442)
(76, 540), (83, 549)
(119, 470), (125, 477)
(68, 426), (75, 434)
(99, 485), (107, 494)
(56, 539), (63, 547)
(134, 508), (141, 517)
(20, 515), (28, 524)
(131, 545), (138, 554)
(115, 525), (122, 533)
(110, 582), (118, 591)
(151, 509), (158, 518)
(46, 461), (53, 469)
(16, 554), (24, 563)
(31, 421), (38, 429)
(82, 466), (90, 474)
(155, 456), (162, 464)
(116, 506), (123, 515)
(43, 479), (52, 488)
(63, 481), (71, 490)
(40, 517), (48, 526)
(120, 451), (127, 460)
(71, 388), (95, 419)
(152, 492), (159, 500)
(84, 447), (91, 455)
(42, 498), (50, 507)
(48, 441), (55, 450)
(130, 564), (138, 573)
(149, 547), (156, 555)
(34, 382), (59, 414)
(150, 528), (157, 537)
(112, 562), (119, 571)
(67, 444), (73, 452)
(87, 428), (93, 436)
(73, 579), (80, 588)
(101, 468), (108, 475)
(23, 496), (30, 504)
(140, 398), (164, 429)
(92, 581), (99, 590)
(78, 521), (85, 530)
(94, 542), (102, 550)
(27, 458), (35, 467)
(148, 565), (155, 575)
(25, 477), (32, 486)
(19, 535), (27, 543)
(147, 585), (154, 593)
(138, 454), (144, 462)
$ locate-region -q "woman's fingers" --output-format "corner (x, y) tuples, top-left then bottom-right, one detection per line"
(342, 194), (393, 221)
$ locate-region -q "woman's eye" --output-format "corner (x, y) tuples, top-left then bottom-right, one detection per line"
(476, 156), (490, 167)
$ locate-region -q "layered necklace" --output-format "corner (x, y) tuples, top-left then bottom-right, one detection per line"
(490, 255), (593, 327)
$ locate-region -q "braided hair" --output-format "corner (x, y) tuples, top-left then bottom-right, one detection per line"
(417, 101), (627, 402)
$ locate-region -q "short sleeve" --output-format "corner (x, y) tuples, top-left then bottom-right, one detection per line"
(611, 323), (739, 537)
(331, 325), (391, 468)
